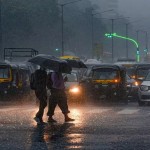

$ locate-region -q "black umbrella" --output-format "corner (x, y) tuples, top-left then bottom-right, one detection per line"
(28, 54), (72, 73)
(60, 59), (87, 68)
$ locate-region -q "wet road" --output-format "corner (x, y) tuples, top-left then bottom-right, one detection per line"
(0, 101), (150, 150)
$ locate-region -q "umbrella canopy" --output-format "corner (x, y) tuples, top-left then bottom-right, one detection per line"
(60, 58), (87, 68)
(28, 54), (72, 73)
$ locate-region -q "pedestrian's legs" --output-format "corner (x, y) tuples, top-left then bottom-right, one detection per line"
(35, 89), (47, 122)
(47, 96), (57, 117)
(57, 90), (74, 122)
(47, 91), (58, 123)
(57, 94), (70, 115)
(36, 99), (47, 120)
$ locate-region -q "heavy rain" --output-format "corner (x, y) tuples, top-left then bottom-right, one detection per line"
(1, 0), (150, 150)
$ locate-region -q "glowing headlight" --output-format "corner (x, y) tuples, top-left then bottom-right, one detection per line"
(69, 87), (80, 93)
(140, 85), (149, 91)
(131, 75), (136, 79)
(134, 81), (139, 86)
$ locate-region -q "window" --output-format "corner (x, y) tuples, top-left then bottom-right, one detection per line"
(145, 72), (150, 81)
(137, 69), (149, 79)
(66, 73), (78, 82)
(92, 69), (118, 80)
(0, 67), (10, 79)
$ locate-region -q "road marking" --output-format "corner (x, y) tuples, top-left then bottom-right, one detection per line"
(117, 108), (140, 115)
(88, 108), (111, 113)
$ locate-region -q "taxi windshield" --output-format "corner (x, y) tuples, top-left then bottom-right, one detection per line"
(66, 73), (78, 82)
(0, 67), (10, 79)
(137, 69), (149, 79)
(92, 68), (119, 80)
(144, 71), (150, 81)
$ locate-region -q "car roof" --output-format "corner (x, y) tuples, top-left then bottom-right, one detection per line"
(130, 63), (150, 69)
(90, 64), (125, 70)
(0, 61), (10, 66)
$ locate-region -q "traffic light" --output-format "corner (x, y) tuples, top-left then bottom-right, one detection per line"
(55, 48), (59, 51)
(105, 33), (112, 38)
(105, 33), (117, 38)
(136, 50), (140, 55)
(136, 50), (140, 62)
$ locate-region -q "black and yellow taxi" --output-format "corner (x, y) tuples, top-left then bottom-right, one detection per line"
(80, 64), (129, 103)
(0, 61), (31, 95)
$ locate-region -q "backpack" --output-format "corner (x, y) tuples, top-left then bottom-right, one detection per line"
(47, 72), (53, 89)
(30, 72), (36, 90)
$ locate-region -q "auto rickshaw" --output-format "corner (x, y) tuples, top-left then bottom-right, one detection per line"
(0, 62), (31, 96)
(80, 64), (129, 103)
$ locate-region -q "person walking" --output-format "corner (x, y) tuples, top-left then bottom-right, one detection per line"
(33, 67), (47, 124)
(47, 71), (75, 123)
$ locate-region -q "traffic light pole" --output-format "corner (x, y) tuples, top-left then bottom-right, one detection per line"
(111, 19), (114, 62)
(125, 23), (129, 58)
(105, 33), (140, 62)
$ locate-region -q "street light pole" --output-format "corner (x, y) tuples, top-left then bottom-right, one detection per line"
(109, 17), (129, 62)
(137, 30), (148, 55)
(0, 0), (2, 60)
(58, 0), (82, 56)
(125, 23), (129, 58)
(146, 31), (148, 53)
(61, 5), (64, 56)
(91, 13), (94, 58)
(125, 20), (143, 59)
(111, 19), (114, 62)
(91, 9), (113, 58)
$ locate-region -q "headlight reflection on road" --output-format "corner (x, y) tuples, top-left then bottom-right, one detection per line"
(66, 134), (84, 148)
(71, 109), (82, 123)
(72, 109), (81, 117)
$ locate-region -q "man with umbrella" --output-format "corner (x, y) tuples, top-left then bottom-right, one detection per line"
(28, 54), (81, 122)
(47, 69), (75, 123)
(33, 66), (47, 124)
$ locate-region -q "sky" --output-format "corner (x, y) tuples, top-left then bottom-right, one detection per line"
(91, 0), (150, 30)
(118, 0), (150, 20)
(119, 0), (150, 31)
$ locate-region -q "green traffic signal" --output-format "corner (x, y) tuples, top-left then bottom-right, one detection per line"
(104, 32), (140, 62)
(136, 51), (140, 55)
(105, 33), (113, 38)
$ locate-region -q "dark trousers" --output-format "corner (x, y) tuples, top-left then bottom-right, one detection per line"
(47, 88), (70, 116)
(35, 89), (47, 119)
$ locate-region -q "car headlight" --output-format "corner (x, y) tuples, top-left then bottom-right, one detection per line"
(140, 85), (149, 91)
(134, 81), (139, 86)
(69, 87), (80, 94)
